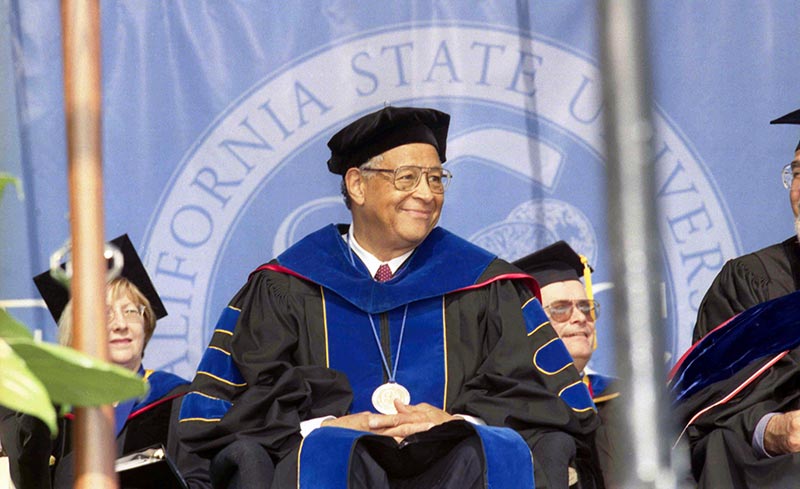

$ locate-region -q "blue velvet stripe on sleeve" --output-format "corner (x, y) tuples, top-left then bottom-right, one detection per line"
(559, 381), (596, 413)
(180, 392), (233, 422)
(523, 298), (596, 413)
(213, 306), (240, 334)
(179, 306), (244, 423)
(196, 346), (246, 387)
(195, 307), (245, 386)
(533, 339), (574, 375)
(521, 297), (550, 335)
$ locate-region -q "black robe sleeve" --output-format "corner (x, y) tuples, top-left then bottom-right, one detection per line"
(180, 268), (353, 460)
(593, 392), (623, 488)
(676, 349), (800, 488)
(170, 388), (213, 489)
(693, 237), (800, 343)
(0, 406), (55, 489)
(445, 276), (598, 440)
(444, 266), (602, 488)
(693, 258), (771, 343)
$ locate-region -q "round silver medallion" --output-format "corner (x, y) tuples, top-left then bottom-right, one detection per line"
(371, 382), (411, 414)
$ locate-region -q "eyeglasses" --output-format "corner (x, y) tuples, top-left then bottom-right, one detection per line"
(106, 304), (145, 324)
(544, 300), (599, 322)
(782, 163), (800, 189)
(360, 165), (453, 193)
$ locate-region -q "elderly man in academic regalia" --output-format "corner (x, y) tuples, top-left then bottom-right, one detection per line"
(514, 241), (621, 488)
(178, 106), (604, 489)
(693, 109), (800, 343)
(675, 108), (800, 488)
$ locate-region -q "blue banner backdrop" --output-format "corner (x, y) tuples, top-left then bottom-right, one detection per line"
(2, 1), (799, 380)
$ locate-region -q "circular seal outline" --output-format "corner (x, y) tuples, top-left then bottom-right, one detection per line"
(142, 22), (737, 376)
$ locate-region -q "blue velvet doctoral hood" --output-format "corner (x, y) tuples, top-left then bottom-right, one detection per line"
(669, 290), (800, 404)
(112, 368), (188, 436)
(134, 368), (189, 411)
(273, 224), (497, 313)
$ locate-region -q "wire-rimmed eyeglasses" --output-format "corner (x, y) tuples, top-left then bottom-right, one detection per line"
(782, 163), (800, 189)
(360, 165), (453, 193)
(543, 299), (600, 322)
(106, 304), (145, 324)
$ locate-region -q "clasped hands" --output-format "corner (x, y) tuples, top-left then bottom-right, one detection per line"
(321, 399), (457, 442)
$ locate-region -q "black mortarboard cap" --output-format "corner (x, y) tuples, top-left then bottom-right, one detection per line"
(770, 108), (800, 125)
(33, 234), (167, 324)
(512, 240), (592, 288)
(770, 108), (800, 152)
(326, 106), (450, 175)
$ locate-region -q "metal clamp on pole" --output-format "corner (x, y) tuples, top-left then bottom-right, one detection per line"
(49, 240), (124, 288)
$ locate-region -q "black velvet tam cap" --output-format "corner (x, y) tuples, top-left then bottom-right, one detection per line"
(33, 234), (168, 324)
(512, 240), (592, 288)
(770, 108), (800, 151)
(326, 106), (450, 175)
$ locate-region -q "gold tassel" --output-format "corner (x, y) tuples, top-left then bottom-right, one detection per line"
(579, 254), (597, 349)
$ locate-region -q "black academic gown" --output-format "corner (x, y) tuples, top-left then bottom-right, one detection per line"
(585, 373), (621, 488)
(672, 291), (800, 488)
(693, 236), (800, 342)
(674, 350), (800, 488)
(0, 369), (210, 489)
(179, 224), (602, 489)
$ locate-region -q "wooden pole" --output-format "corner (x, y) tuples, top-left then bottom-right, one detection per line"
(61, 0), (117, 487)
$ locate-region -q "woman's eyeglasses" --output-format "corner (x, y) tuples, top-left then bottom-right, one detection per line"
(106, 304), (144, 323)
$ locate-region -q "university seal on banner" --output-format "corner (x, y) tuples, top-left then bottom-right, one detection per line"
(142, 23), (737, 378)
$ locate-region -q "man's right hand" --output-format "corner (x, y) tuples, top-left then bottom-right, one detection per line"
(321, 412), (386, 433)
(764, 410), (800, 455)
(320, 410), (417, 440)
(320, 402), (456, 442)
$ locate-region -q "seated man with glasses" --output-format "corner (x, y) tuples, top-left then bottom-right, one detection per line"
(514, 241), (621, 488)
(675, 110), (800, 487)
(692, 108), (800, 343)
(178, 106), (603, 489)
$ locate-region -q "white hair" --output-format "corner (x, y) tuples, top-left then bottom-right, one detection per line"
(359, 153), (384, 171)
(340, 154), (385, 209)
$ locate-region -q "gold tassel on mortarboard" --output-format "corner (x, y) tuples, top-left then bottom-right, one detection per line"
(579, 254), (597, 349)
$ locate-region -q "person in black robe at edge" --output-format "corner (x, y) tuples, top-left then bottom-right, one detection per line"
(0, 234), (211, 489)
(514, 241), (622, 488)
(675, 108), (800, 488)
(692, 108), (800, 343)
(177, 106), (604, 489)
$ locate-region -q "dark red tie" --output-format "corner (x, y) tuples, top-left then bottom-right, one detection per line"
(375, 264), (393, 282)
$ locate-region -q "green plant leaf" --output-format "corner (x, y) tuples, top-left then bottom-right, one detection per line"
(0, 307), (34, 340)
(5, 338), (148, 406)
(0, 338), (57, 434)
(0, 173), (23, 201)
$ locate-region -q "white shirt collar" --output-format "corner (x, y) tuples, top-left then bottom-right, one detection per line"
(345, 225), (414, 279)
